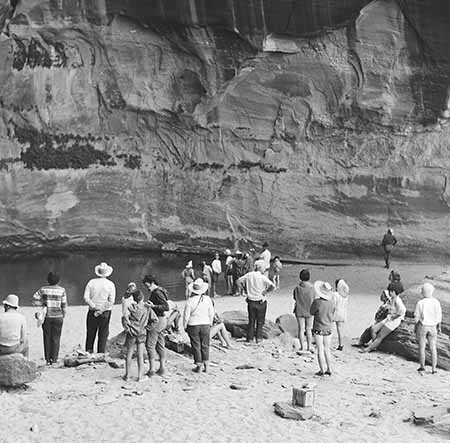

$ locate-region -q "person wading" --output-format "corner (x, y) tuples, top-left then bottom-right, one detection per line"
(83, 262), (116, 354)
(381, 228), (397, 269)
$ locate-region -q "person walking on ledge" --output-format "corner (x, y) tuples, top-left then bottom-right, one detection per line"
(414, 282), (442, 374)
(33, 272), (67, 365)
(381, 228), (397, 269)
(84, 262), (116, 354)
(237, 260), (275, 344)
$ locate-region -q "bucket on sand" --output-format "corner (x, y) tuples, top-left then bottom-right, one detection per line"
(292, 383), (316, 407)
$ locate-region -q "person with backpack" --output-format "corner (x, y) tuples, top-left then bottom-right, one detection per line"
(143, 274), (169, 376)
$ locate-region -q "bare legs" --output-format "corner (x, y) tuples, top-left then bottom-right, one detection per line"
(314, 334), (332, 375)
(124, 337), (145, 381)
(335, 321), (345, 349)
(297, 316), (313, 351)
(418, 333), (438, 373)
(364, 325), (392, 352)
(210, 323), (232, 348)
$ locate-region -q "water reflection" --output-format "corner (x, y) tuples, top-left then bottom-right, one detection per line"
(0, 250), (226, 306)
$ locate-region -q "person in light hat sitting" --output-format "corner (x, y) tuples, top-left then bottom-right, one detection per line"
(0, 294), (28, 357)
(83, 262), (116, 354)
(310, 281), (336, 376)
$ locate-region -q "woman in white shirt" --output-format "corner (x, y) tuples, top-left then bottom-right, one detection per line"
(183, 278), (214, 373)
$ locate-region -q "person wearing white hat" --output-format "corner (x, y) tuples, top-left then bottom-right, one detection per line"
(414, 282), (442, 374)
(0, 294), (28, 357)
(183, 278), (214, 373)
(310, 281), (336, 376)
(333, 279), (350, 351)
(83, 262), (116, 353)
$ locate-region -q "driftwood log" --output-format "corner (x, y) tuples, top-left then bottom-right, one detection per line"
(377, 272), (450, 370)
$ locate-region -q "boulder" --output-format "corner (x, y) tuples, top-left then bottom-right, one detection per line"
(0, 354), (37, 387)
(222, 311), (281, 339)
(412, 405), (450, 438)
(273, 402), (314, 420)
(376, 272), (450, 370)
(275, 314), (298, 337)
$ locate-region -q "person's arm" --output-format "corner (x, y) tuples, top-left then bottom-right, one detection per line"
(61, 289), (68, 318)
(83, 281), (96, 309)
(106, 282), (116, 310)
(414, 301), (421, 323)
(310, 299), (318, 316)
(437, 301), (442, 332)
(20, 317), (26, 344)
(208, 299), (215, 326)
(32, 289), (43, 307)
(391, 297), (406, 320)
(182, 301), (191, 330)
(393, 236), (397, 246)
(263, 275), (276, 294)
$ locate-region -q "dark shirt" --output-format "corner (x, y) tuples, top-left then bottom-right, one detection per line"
(374, 304), (390, 322)
(148, 287), (169, 317)
(388, 281), (404, 295)
(293, 282), (315, 318)
(310, 298), (335, 332)
(382, 233), (397, 247)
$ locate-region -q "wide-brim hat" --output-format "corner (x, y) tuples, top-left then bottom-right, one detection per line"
(95, 262), (113, 277)
(3, 294), (19, 308)
(188, 278), (209, 295)
(314, 281), (333, 300)
(337, 279), (349, 297)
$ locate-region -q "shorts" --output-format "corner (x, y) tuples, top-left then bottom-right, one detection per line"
(312, 330), (332, 336)
(125, 332), (146, 346)
(416, 324), (437, 339)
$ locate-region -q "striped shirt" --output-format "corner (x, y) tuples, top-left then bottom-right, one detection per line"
(33, 285), (68, 318)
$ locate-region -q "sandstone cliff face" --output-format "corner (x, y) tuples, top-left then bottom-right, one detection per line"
(1, 0), (450, 258)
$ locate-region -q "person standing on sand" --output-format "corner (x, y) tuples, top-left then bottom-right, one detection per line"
(0, 294), (28, 357)
(259, 242), (271, 277)
(121, 282), (137, 329)
(123, 290), (149, 382)
(182, 261), (195, 299)
(237, 260), (275, 344)
(333, 279), (349, 351)
(381, 228), (397, 268)
(211, 253), (222, 297)
(33, 272), (67, 365)
(224, 249), (235, 296)
(272, 256), (282, 289)
(83, 262), (116, 354)
(310, 281), (335, 376)
(293, 269), (315, 353)
(183, 278), (214, 373)
(414, 282), (442, 374)
(143, 274), (169, 376)
(201, 260), (214, 297)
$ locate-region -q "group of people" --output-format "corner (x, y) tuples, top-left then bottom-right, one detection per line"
(0, 235), (444, 379)
(182, 243), (283, 298)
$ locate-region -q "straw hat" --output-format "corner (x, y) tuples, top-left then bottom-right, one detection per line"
(95, 262), (113, 277)
(188, 278), (209, 295)
(314, 281), (333, 300)
(3, 294), (19, 308)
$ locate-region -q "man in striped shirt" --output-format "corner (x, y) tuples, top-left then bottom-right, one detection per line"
(33, 272), (67, 365)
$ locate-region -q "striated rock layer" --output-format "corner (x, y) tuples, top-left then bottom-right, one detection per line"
(1, 0), (450, 258)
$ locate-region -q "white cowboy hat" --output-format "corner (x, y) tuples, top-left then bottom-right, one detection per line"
(3, 294), (19, 308)
(188, 278), (209, 295)
(314, 281), (333, 300)
(186, 260), (193, 269)
(95, 262), (113, 277)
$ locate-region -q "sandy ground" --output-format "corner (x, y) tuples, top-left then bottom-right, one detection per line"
(1, 260), (450, 443)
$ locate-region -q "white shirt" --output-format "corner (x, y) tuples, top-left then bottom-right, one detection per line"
(183, 295), (214, 328)
(0, 311), (26, 347)
(260, 249), (271, 271)
(238, 271), (275, 301)
(84, 277), (116, 311)
(414, 297), (442, 326)
(211, 259), (222, 274)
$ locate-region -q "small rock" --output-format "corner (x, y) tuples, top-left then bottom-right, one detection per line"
(95, 379), (109, 385)
(273, 402), (314, 420)
(230, 383), (248, 390)
(235, 364), (255, 370)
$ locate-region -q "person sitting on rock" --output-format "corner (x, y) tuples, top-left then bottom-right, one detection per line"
(414, 282), (442, 374)
(0, 294), (28, 357)
(361, 284), (406, 353)
(353, 290), (391, 347)
(210, 306), (232, 349)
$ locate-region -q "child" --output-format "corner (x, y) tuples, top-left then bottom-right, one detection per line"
(333, 279), (349, 351)
(293, 269), (315, 352)
(121, 282), (137, 329)
(272, 256), (282, 289)
(181, 261), (195, 299)
(123, 290), (149, 382)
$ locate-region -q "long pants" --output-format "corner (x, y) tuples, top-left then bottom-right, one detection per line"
(247, 300), (267, 341)
(42, 317), (64, 363)
(0, 341), (28, 357)
(146, 318), (167, 361)
(85, 310), (111, 353)
(187, 324), (211, 363)
(383, 245), (393, 268)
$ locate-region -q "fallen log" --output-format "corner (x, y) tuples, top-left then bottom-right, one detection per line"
(64, 353), (107, 368)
